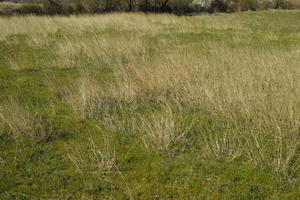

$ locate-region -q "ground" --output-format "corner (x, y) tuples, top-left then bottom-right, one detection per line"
(0, 10), (300, 199)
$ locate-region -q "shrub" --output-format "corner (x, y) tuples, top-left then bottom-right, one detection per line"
(189, 0), (297, 12)
(0, 0), (299, 15)
(168, 0), (194, 14)
(15, 4), (44, 14)
(0, 2), (22, 15)
(229, 0), (259, 11)
(190, 0), (213, 12)
(190, 0), (236, 12)
(44, 0), (75, 15)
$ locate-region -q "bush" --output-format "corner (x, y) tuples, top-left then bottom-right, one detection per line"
(170, 0), (194, 14)
(0, 2), (21, 15)
(228, 0), (259, 11)
(44, 0), (75, 15)
(189, 0), (298, 12)
(190, 0), (213, 12)
(0, 2), (45, 15)
(190, 0), (234, 12)
(15, 4), (44, 14)
(139, 0), (171, 12)
(0, 0), (299, 15)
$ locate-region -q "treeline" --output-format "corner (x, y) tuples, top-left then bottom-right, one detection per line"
(39, 0), (300, 14)
(0, 0), (299, 15)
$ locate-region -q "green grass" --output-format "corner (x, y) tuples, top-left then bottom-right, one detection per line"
(0, 11), (300, 199)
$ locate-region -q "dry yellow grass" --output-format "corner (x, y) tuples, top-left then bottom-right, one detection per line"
(0, 100), (46, 140)
(1, 12), (299, 175)
(136, 103), (193, 151)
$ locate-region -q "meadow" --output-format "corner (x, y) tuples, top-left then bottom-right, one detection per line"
(0, 10), (300, 199)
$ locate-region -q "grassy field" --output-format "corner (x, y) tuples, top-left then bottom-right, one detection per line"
(0, 10), (300, 199)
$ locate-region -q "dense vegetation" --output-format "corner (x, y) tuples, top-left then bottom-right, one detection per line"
(0, 0), (300, 15)
(0, 10), (300, 199)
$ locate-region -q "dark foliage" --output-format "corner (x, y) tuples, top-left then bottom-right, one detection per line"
(0, 0), (299, 15)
